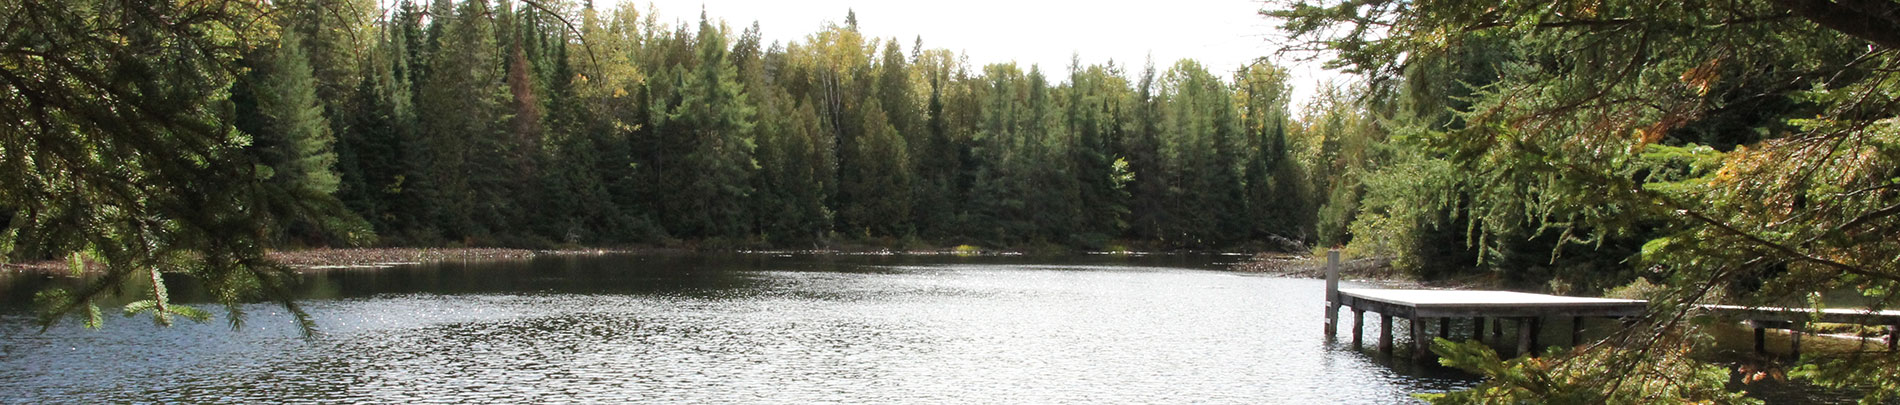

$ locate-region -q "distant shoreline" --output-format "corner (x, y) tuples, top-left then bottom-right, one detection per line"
(3, 245), (1259, 275)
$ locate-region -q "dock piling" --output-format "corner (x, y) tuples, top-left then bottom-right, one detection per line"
(1753, 323), (1767, 355)
(1491, 318), (1503, 342)
(1412, 318), (1429, 360)
(1351, 309), (1365, 347)
(1791, 321), (1804, 358)
(1889, 324), (1897, 351)
(1530, 317), (1542, 356)
(1514, 317), (1545, 357)
(1324, 250), (1340, 338)
(1473, 317), (1485, 342)
(1570, 317), (1584, 346)
(1379, 314), (1394, 355)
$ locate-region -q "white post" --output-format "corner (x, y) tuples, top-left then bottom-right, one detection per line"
(1324, 250), (1341, 337)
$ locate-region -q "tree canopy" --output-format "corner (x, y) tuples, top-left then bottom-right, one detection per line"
(1267, 0), (1900, 401)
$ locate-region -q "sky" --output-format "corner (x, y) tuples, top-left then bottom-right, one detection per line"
(602, 0), (1350, 106)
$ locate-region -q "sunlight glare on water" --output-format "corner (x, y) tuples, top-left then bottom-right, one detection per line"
(0, 254), (1475, 403)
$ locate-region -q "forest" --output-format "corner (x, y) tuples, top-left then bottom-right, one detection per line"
(94, 0), (1321, 252)
(6, 0), (1900, 402)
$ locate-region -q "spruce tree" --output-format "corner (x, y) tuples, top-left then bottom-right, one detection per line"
(652, 16), (758, 238)
(840, 101), (914, 237)
(256, 30), (342, 196)
(417, 0), (512, 240)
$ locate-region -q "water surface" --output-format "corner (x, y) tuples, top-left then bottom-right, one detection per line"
(1, 254), (1478, 402)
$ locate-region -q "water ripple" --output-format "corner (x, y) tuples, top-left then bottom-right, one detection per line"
(2, 256), (1472, 403)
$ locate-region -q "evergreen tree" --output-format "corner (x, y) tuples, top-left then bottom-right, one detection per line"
(840, 101), (914, 237)
(753, 90), (835, 244)
(1019, 65), (1079, 243)
(337, 24), (420, 239)
(962, 63), (1029, 244)
(1067, 62), (1133, 247)
(1, 0), (321, 331)
(910, 49), (963, 240)
(651, 16), (758, 238)
(255, 30), (341, 196)
(1156, 60), (1245, 247)
(1122, 60), (1169, 243)
(417, 0), (511, 240)
(1234, 60), (1306, 245)
(245, 29), (368, 246)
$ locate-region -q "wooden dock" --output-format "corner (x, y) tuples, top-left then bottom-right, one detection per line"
(1702, 304), (1900, 356)
(1332, 288), (1646, 358)
(1315, 251), (1900, 359)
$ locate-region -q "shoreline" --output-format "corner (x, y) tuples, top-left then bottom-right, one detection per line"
(1230, 252), (1484, 290)
(2, 245), (1253, 276)
(0, 247), (655, 275)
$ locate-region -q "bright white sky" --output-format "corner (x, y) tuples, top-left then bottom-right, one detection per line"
(605, 0), (1349, 106)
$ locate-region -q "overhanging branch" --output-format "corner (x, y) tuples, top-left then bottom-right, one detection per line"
(1770, 0), (1900, 49)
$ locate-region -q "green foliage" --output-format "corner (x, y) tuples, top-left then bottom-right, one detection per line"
(1155, 60), (1248, 247)
(1794, 354), (1900, 404)
(840, 101), (913, 237)
(1, 0), (318, 333)
(255, 30), (342, 196)
(1269, 0), (1900, 400)
(1235, 60), (1309, 244)
(244, 28), (370, 246)
(649, 16), (758, 238)
(1419, 339), (1756, 404)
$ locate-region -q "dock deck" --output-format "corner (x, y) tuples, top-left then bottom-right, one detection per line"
(1314, 252), (1897, 359)
(1336, 288), (1648, 318)
(1327, 287), (1647, 359)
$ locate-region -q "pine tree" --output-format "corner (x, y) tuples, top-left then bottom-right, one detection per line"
(840, 101), (914, 237)
(1019, 65), (1079, 243)
(652, 17), (758, 238)
(1156, 60), (1245, 247)
(245, 29), (370, 246)
(1067, 62), (1133, 247)
(1235, 60), (1306, 244)
(1, 0), (331, 331)
(417, 0), (511, 240)
(965, 63), (1030, 244)
(1122, 60), (1169, 243)
(256, 30), (342, 196)
(337, 25), (420, 238)
(911, 49), (963, 240)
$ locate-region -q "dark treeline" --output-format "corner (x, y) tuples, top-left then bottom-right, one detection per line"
(251, 0), (1312, 250)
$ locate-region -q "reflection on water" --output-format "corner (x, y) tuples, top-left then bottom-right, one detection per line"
(2, 254), (1479, 402)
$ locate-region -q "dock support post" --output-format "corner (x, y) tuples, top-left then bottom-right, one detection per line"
(1571, 317), (1584, 346)
(1412, 317), (1429, 360)
(1791, 321), (1804, 358)
(1515, 317), (1544, 357)
(1351, 309), (1365, 348)
(1473, 317), (1485, 342)
(1379, 314), (1394, 355)
(1889, 324), (1897, 352)
(1515, 318), (1530, 356)
(1491, 318), (1503, 342)
(1438, 318), (1450, 339)
(1324, 250), (1340, 338)
(1529, 317), (1542, 357)
(1754, 323), (1767, 355)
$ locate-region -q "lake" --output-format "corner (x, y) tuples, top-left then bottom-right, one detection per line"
(6, 253), (1854, 403)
